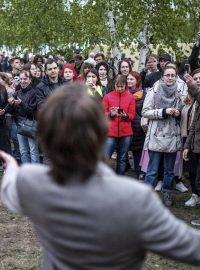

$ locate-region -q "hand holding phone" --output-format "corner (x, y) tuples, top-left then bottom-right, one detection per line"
(14, 97), (22, 105)
(110, 107), (118, 117)
(117, 108), (124, 114)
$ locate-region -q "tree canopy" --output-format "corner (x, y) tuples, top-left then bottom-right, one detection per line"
(0, 0), (200, 55)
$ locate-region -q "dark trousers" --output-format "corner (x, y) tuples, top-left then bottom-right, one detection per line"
(194, 153), (200, 196)
(0, 124), (11, 154)
(132, 149), (143, 178)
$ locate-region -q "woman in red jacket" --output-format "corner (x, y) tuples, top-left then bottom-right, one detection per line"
(103, 75), (136, 175)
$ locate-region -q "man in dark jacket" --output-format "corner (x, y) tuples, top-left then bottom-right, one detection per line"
(144, 53), (172, 91)
(36, 59), (64, 109)
(0, 86), (11, 155)
(189, 32), (200, 72)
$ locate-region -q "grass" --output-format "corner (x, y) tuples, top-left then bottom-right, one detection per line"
(1, 169), (200, 269)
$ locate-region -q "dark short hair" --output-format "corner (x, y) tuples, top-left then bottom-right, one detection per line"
(44, 59), (58, 71)
(74, 55), (83, 61)
(37, 83), (108, 184)
(191, 68), (200, 77)
(19, 70), (31, 78)
(11, 57), (20, 63)
(94, 53), (105, 61)
(33, 54), (44, 65)
(147, 54), (159, 61)
(118, 59), (132, 75)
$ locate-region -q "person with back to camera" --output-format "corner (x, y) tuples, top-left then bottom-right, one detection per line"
(2, 83), (200, 269)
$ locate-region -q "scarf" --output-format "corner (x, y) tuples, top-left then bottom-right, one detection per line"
(155, 81), (180, 133)
(155, 81), (178, 109)
(100, 78), (108, 87)
(129, 86), (144, 101)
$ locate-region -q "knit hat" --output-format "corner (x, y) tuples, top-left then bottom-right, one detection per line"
(63, 64), (77, 80)
(159, 53), (173, 62)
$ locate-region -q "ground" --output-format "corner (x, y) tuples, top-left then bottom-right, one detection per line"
(1, 169), (200, 269)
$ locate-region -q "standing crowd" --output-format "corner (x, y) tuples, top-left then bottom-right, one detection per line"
(2, 33), (200, 270)
(1, 33), (200, 214)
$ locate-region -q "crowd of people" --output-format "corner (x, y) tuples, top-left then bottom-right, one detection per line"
(1, 32), (200, 269)
(0, 34), (200, 209)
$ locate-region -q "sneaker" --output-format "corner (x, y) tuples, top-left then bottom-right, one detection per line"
(138, 174), (145, 182)
(191, 219), (200, 226)
(163, 192), (173, 207)
(176, 182), (188, 193)
(185, 193), (200, 207)
(111, 152), (117, 160)
(155, 181), (163, 192)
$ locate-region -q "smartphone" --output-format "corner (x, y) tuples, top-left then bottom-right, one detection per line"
(184, 59), (191, 74)
(118, 108), (123, 114)
(184, 64), (190, 74)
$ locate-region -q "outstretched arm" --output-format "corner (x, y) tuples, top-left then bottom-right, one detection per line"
(0, 151), (22, 213)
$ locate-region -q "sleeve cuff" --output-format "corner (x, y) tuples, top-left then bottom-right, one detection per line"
(122, 113), (129, 120)
(162, 109), (167, 118)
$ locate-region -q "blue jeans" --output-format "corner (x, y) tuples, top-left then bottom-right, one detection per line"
(6, 116), (21, 160)
(105, 136), (132, 175)
(17, 134), (40, 163)
(145, 150), (176, 192)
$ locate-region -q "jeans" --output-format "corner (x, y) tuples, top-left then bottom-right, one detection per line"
(6, 116), (21, 160)
(105, 136), (132, 175)
(17, 134), (40, 163)
(145, 150), (176, 192)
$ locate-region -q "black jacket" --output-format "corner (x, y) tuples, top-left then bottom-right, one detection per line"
(0, 87), (8, 125)
(36, 76), (64, 108)
(184, 84), (200, 153)
(130, 89), (145, 151)
(7, 84), (37, 123)
(144, 72), (161, 90)
(189, 44), (200, 72)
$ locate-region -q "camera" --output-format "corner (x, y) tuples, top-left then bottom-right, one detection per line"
(118, 108), (123, 114)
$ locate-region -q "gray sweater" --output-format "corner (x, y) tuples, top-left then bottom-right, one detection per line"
(2, 162), (200, 269)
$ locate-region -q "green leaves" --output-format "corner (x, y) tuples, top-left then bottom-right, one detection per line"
(0, 0), (199, 56)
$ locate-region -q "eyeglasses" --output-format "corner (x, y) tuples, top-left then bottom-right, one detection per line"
(163, 74), (176, 78)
